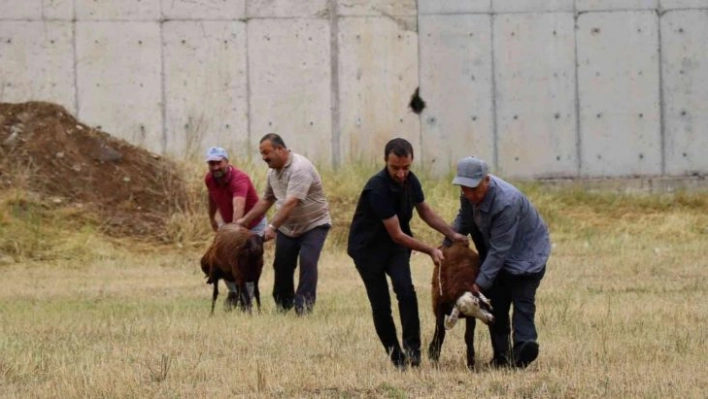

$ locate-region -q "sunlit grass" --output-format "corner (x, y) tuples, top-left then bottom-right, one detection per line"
(1, 160), (707, 398)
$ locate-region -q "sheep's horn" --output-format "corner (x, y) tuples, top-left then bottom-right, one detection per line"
(476, 292), (493, 310)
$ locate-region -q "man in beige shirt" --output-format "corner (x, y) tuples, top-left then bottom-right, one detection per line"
(237, 133), (331, 315)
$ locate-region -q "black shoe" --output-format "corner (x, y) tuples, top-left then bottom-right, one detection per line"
(513, 341), (539, 368)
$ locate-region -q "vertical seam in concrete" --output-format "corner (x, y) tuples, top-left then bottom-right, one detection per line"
(159, 4), (167, 154)
(72, 0), (79, 117)
(490, 13), (499, 172)
(657, 9), (666, 176)
(573, 4), (582, 176)
(415, 0), (424, 165)
(329, 0), (341, 169)
(245, 16), (253, 158)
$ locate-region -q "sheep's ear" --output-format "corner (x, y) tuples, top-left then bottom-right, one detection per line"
(252, 234), (264, 247)
(245, 234), (264, 253)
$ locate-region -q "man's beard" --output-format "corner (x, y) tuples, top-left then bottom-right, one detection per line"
(212, 169), (226, 179)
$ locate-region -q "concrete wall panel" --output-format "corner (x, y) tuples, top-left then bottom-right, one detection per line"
(0, 0), (72, 20)
(0, 21), (75, 110)
(577, 11), (661, 176)
(417, 0), (490, 14)
(338, 17), (419, 163)
(163, 21), (248, 160)
(661, 10), (708, 174)
(247, 0), (328, 18)
(75, 0), (161, 20)
(576, 0), (658, 11)
(0, 0), (39, 19)
(163, 0), (245, 20)
(418, 14), (494, 174)
(76, 22), (163, 152)
(494, 13), (577, 178)
(248, 19), (331, 164)
(493, 0), (573, 13)
(338, 0), (416, 16)
(660, 0), (708, 9)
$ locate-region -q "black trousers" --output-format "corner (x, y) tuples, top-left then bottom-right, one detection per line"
(353, 247), (420, 364)
(272, 225), (329, 314)
(486, 267), (545, 361)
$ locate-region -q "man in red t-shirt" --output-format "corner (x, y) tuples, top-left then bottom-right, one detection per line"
(205, 146), (266, 234)
(205, 146), (266, 309)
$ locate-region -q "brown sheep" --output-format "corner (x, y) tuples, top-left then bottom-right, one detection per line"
(428, 241), (494, 369)
(200, 224), (264, 315)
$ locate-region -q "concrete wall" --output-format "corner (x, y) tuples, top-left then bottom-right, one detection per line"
(1, 0), (707, 179)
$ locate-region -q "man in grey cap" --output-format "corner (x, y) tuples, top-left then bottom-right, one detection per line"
(445, 156), (551, 369)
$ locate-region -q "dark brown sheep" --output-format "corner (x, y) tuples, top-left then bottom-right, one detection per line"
(428, 241), (494, 369)
(200, 224), (264, 315)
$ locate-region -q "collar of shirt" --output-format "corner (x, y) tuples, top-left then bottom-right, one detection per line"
(475, 176), (497, 213)
(275, 150), (293, 180)
(212, 165), (234, 185)
(379, 166), (410, 193)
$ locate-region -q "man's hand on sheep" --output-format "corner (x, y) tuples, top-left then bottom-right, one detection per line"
(471, 283), (481, 295)
(263, 224), (277, 242)
(449, 232), (469, 244)
(429, 247), (444, 265)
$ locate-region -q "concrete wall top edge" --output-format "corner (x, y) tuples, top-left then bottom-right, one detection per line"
(337, 0), (417, 16)
(576, 0), (659, 11)
(0, 0), (73, 20)
(247, 0), (329, 18)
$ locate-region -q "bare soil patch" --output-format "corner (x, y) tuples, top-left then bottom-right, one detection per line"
(0, 101), (189, 239)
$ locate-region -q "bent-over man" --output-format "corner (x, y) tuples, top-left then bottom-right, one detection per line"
(446, 156), (551, 369)
(237, 134), (331, 315)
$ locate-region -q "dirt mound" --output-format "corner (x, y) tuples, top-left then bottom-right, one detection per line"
(0, 101), (189, 239)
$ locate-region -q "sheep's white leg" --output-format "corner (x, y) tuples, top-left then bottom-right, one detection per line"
(245, 282), (255, 301)
(444, 307), (460, 330)
(224, 280), (238, 293)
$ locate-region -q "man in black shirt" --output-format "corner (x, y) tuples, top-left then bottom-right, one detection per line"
(347, 138), (467, 369)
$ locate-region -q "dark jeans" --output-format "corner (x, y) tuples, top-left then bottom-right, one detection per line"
(353, 247), (420, 365)
(486, 267), (545, 361)
(272, 225), (329, 315)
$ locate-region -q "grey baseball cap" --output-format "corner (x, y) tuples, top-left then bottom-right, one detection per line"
(452, 157), (488, 188)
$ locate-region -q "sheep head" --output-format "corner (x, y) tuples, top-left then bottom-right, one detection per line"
(236, 233), (265, 280)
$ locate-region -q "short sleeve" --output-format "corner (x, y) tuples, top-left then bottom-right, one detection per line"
(230, 173), (250, 198)
(409, 173), (425, 205)
(286, 168), (313, 200)
(263, 172), (276, 201)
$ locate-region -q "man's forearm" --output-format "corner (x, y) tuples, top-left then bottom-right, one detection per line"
(422, 211), (457, 241)
(391, 231), (435, 256)
(207, 196), (217, 219)
(231, 197), (246, 222)
(241, 198), (273, 224)
(268, 197), (299, 228)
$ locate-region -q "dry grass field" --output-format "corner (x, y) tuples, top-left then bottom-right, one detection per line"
(1, 161), (707, 399)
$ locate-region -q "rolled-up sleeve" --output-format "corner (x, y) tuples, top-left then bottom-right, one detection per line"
(444, 196), (471, 246)
(475, 204), (520, 290)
